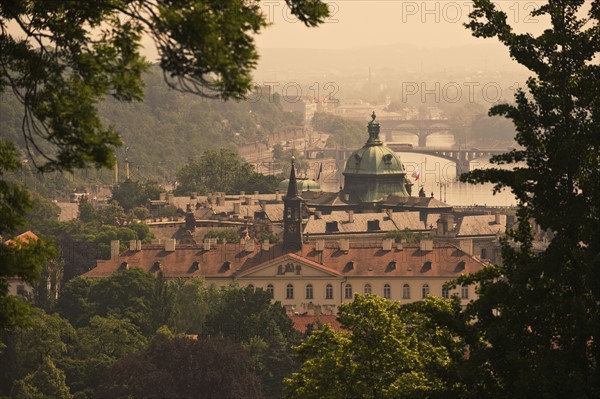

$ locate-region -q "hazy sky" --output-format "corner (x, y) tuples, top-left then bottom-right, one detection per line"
(254, 0), (551, 49)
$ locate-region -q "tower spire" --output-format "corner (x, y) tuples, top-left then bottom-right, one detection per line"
(286, 156), (299, 198)
(283, 156), (303, 253)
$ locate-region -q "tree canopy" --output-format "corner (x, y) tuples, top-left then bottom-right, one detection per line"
(175, 149), (280, 195)
(0, 0), (329, 172)
(285, 295), (470, 399)
(458, 0), (600, 396)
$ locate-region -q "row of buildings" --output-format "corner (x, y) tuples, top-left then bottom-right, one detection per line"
(84, 114), (506, 318)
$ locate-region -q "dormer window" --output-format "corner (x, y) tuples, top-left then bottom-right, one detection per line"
(383, 154), (393, 165)
(326, 221), (339, 232)
(367, 220), (380, 231)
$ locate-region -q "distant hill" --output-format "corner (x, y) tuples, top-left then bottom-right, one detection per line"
(0, 66), (303, 195)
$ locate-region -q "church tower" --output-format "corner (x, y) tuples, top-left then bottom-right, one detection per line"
(283, 157), (303, 253)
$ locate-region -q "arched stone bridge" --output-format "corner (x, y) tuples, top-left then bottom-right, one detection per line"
(378, 118), (453, 147)
(304, 146), (508, 177)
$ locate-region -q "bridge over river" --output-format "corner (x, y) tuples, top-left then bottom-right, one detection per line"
(304, 146), (509, 176)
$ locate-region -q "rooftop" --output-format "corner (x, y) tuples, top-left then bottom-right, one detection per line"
(83, 241), (484, 280)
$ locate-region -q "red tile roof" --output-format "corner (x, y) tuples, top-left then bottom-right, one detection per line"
(290, 315), (343, 334)
(4, 231), (39, 247)
(83, 240), (484, 279)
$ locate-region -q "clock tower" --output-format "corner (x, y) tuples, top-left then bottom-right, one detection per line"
(283, 157), (303, 253)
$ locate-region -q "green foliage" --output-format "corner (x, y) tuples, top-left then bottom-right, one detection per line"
(0, 0), (329, 173)
(0, 229), (56, 341)
(55, 278), (97, 329)
(457, 0), (600, 397)
(0, 145), (57, 320)
(285, 295), (469, 399)
(62, 316), (146, 398)
(0, 309), (76, 395)
(170, 278), (210, 335)
(205, 286), (300, 398)
(257, 231), (279, 244)
(96, 336), (263, 399)
(204, 229), (240, 244)
(384, 228), (424, 243)
(86, 269), (158, 335)
(57, 269), (158, 334)
(311, 112), (366, 149)
(10, 356), (73, 399)
(110, 180), (163, 211)
(175, 149), (279, 195)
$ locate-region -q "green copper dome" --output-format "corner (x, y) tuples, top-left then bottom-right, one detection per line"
(278, 178), (321, 192)
(342, 112), (409, 202)
(343, 145), (406, 175)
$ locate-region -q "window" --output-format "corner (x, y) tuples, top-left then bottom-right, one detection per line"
(305, 284), (313, 299)
(364, 284), (372, 295)
(286, 284), (294, 299)
(481, 248), (488, 259)
(442, 285), (449, 299)
(325, 284), (333, 299)
(461, 285), (469, 299)
(422, 284), (430, 298)
(345, 284), (353, 299)
(402, 284), (410, 299)
(266, 284), (274, 298)
(383, 284), (391, 299)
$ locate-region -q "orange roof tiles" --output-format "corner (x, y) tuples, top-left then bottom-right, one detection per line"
(4, 231), (39, 247)
(83, 241), (484, 280)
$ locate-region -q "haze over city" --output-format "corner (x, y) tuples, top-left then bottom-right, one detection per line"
(1, 1), (597, 398)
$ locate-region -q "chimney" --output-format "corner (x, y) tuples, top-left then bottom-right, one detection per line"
(165, 239), (176, 252)
(347, 210), (354, 223)
(136, 240), (142, 251)
(494, 212), (501, 224)
(314, 211), (322, 219)
(382, 238), (393, 251)
(216, 196), (224, 206)
(262, 239), (270, 251)
(244, 240), (255, 252)
(446, 214), (455, 231)
(436, 217), (445, 236)
(240, 190), (245, 197)
(185, 208), (196, 231)
(254, 190), (259, 197)
(110, 240), (120, 259)
(129, 240), (137, 251)
(233, 202), (241, 214)
(420, 239), (433, 251)
(315, 239), (325, 251)
(245, 196), (254, 206)
(386, 209), (393, 219)
(339, 239), (349, 252)
(159, 192), (166, 201)
(166, 192), (175, 205)
(260, 201), (267, 212)
(275, 190), (281, 202)
(203, 240), (211, 251)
